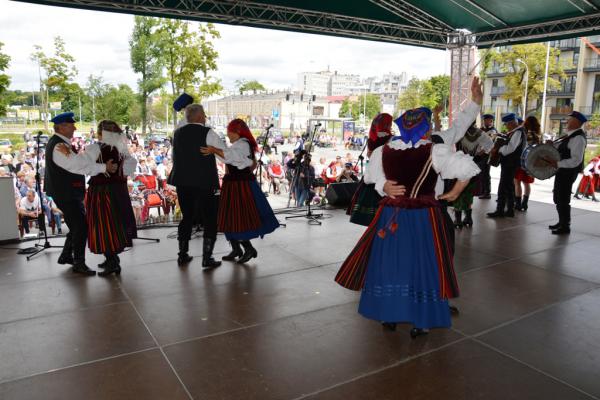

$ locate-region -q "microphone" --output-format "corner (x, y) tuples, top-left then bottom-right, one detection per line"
(315, 123), (322, 127)
(37, 130), (44, 136)
(266, 124), (274, 129)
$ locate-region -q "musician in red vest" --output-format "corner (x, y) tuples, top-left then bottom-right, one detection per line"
(546, 111), (588, 235)
(44, 112), (118, 276)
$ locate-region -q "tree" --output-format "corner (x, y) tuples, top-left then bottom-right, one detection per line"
(237, 79), (266, 94)
(30, 36), (77, 128)
(130, 16), (165, 134)
(84, 74), (109, 124)
(491, 43), (564, 115)
(0, 41), (11, 116)
(397, 77), (424, 111)
(97, 84), (137, 126)
(396, 76), (449, 113)
(339, 93), (381, 122)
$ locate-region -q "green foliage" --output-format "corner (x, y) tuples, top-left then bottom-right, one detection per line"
(491, 44), (564, 114)
(338, 93), (381, 121)
(156, 20), (222, 124)
(236, 79), (266, 94)
(130, 16), (165, 134)
(30, 37), (77, 99)
(396, 75), (449, 113)
(0, 42), (10, 116)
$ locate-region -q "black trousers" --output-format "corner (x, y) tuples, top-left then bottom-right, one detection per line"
(176, 186), (218, 242)
(553, 169), (579, 226)
(497, 163), (517, 212)
(53, 196), (87, 263)
(479, 162), (491, 195)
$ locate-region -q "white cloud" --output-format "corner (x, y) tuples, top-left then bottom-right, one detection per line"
(1, 0), (449, 92)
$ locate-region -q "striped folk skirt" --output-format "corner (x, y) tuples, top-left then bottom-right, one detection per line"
(218, 177), (279, 241)
(86, 182), (137, 255)
(346, 179), (382, 226)
(335, 204), (457, 329)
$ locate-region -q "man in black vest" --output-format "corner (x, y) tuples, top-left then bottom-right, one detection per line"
(479, 113), (497, 199)
(487, 113), (526, 218)
(45, 112), (117, 276)
(547, 111), (587, 234)
(168, 104), (225, 268)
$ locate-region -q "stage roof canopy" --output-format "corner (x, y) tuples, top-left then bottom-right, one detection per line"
(13, 0), (600, 49)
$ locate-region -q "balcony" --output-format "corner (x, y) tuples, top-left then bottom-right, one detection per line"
(550, 38), (580, 50)
(547, 85), (576, 96)
(583, 59), (600, 72)
(486, 68), (506, 77)
(490, 86), (506, 96)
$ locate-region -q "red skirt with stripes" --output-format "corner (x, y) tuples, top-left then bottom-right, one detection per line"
(217, 176), (262, 233)
(86, 183), (137, 255)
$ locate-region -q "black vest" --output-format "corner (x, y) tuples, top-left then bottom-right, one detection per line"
(44, 134), (86, 199)
(167, 123), (219, 189)
(500, 127), (526, 168)
(557, 129), (586, 173)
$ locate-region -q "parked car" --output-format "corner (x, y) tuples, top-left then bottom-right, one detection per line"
(0, 139), (12, 153)
(256, 130), (284, 145)
(149, 134), (168, 145)
(38, 134), (49, 147)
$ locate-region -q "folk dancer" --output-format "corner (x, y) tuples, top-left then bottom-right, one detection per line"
(574, 156), (599, 202)
(85, 120), (138, 277)
(45, 112), (118, 276)
(547, 111), (588, 234)
(334, 105), (480, 338)
(478, 113), (497, 199)
(487, 113), (526, 218)
(514, 116), (541, 211)
(168, 104), (225, 268)
(451, 122), (493, 228)
(346, 113), (393, 226)
(202, 119), (279, 263)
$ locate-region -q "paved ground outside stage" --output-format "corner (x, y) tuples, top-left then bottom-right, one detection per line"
(1, 196), (600, 399)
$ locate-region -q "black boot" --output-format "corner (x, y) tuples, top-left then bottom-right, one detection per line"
(552, 205), (571, 235)
(462, 209), (473, 227)
(453, 210), (463, 229)
(72, 262), (96, 276)
(98, 254), (120, 269)
(237, 240), (258, 264)
(521, 195), (529, 211)
(487, 210), (505, 218)
(57, 251), (74, 265)
(410, 327), (429, 339)
(515, 196), (522, 211)
(98, 254), (121, 277)
(202, 238), (221, 269)
(177, 240), (193, 266)
(222, 240), (243, 261)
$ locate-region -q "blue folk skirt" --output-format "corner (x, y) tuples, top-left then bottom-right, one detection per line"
(358, 206), (451, 329)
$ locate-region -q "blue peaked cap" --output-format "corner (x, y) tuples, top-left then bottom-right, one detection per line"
(50, 112), (76, 124)
(173, 93), (194, 112)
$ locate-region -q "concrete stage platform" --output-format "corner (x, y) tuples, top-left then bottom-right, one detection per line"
(0, 199), (599, 400)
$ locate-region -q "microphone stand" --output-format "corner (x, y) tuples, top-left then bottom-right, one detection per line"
(285, 124), (325, 225)
(22, 131), (63, 260)
(255, 124), (273, 196)
(354, 140), (368, 176)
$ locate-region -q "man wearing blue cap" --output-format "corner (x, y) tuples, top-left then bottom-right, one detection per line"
(546, 111), (587, 234)
(487, 113), (526, 218)
(44, 112), (118, 275)
(479, 113), (497, 199)
(173, 93), (194, 128)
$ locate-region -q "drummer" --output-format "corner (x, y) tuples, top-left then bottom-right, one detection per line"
(546, 111), (587, 235)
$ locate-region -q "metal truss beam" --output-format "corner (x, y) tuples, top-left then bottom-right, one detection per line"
(475, 12), (600, 47)
(12, 0), (449, 48)
(368, 0), (454, 32)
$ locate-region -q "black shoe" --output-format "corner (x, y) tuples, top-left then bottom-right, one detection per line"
(98, 257), (121, 277)
(98, 255), (120, 269)
(574, 194), (581, 200)
(202, 257), (221, 269)
(453, 210), (463, 229)
(382, 322), (397, 331)
(505, 209), (515, 217)
(449, 305), (460, 315)
(57, 252), (74, 265)
(593, 198), (599, 202)
(222, 240), (243, 261)
(72, 263), (96, 276)
(57, 228), (62, 234)
(548, 222), (561, 230)
(410, 327), (429, 339)
(522, 196), (529, 211)
(237, 247), (258, 264)
(463, 210), (473, 228)
(479, 194), (491, 199)
(552, 227), (571, 235)
(515, 197), (522, 211)
(177, 253), (193, 266)
(486, 211), (505, 218)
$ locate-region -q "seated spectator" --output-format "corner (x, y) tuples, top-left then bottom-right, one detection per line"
(136, 158), (151, 175)
(338, 162), (359, 182)
(128, 180), (144, 224)
(20, 177), (36, 198)
(268, 159), (285, 194)
(18, 190), (40, 234)
(44, 195), (63, 234)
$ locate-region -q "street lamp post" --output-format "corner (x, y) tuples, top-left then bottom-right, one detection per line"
(515, 59), (529, 116)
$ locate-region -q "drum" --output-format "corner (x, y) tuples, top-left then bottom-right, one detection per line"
(521, 144), (560, 180)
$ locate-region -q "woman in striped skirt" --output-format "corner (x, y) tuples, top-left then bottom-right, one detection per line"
(201, 119), (279, 263)
(86, 120), (137, 276)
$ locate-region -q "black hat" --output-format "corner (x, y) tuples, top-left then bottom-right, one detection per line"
(173, 93), (194, 112)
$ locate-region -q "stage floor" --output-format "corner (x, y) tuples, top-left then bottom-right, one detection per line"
(1, 199), (599, 400)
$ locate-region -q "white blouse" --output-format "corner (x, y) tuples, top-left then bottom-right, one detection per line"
(222, 138), (254, 169)
(87, 143), (138, 177)
(365, 140), (480, 197)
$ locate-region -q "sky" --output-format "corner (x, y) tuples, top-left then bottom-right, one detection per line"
(0, 0), (449, 94)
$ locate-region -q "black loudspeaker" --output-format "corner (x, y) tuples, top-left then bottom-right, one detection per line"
(312, 95), (316, 101)
(286, 94), (290, 101)
(325, 181), (360, 206)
